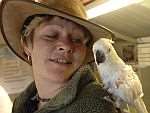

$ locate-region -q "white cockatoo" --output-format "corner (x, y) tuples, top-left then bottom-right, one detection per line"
(0, 85), (12, 113)
(92, 38), (148, 113)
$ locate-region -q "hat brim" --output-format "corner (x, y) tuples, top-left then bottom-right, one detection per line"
(0, 0), (114, 64)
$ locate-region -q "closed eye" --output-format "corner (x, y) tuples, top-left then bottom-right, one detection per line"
(71, 38), (82, 44)
(43, 34), (58, 40)
(71, 36), (88, 45)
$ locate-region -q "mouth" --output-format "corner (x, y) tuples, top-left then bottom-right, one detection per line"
(49, 58), (72, 64)
(95, 50), (106, 64)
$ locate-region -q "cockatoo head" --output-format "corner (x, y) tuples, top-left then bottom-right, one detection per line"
(92, 38), (115, 65)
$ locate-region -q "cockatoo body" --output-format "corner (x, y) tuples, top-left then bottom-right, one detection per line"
(92, 38), (148, 113)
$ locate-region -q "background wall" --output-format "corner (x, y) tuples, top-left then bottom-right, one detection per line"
(114, 37), (150, 112)
(137, 37), (150, 112)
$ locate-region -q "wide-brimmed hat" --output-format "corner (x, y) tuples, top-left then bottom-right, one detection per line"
(0, 0), (114, 65)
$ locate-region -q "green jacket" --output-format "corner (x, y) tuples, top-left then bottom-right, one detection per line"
(12, 67), (118, 113)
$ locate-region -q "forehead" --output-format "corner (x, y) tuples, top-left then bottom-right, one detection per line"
(38, 16), (87, 34)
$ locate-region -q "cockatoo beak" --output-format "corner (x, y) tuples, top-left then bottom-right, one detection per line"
(95, 50), (106, 64)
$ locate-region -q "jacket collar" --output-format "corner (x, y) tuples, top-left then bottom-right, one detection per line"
(13, 65), (95, 113)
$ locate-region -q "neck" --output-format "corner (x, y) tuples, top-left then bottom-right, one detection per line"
(34, 76), (66, 99)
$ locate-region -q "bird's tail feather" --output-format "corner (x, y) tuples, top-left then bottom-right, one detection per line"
(134, 97), (148, 113)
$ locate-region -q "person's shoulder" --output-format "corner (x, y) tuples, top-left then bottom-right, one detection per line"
(12, 82), (36, 113)
(74, 82), (118, 113)
(79, 82), (110, 97)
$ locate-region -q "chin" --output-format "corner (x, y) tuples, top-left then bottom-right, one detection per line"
(46, 73), (71, 83)
(45, 67), (73, 80)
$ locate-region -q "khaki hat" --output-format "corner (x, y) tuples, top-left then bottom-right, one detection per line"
(0, 0), (114, 64)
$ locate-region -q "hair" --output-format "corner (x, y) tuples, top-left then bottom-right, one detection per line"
(21, 15), (54, 44)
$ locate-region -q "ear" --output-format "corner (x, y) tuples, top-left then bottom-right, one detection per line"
(21, 37), (32, 56)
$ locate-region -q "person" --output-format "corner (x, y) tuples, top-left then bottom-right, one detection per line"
(0, 0), (118, 113)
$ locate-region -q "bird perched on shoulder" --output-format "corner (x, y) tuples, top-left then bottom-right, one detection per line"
(92, 38), (148, 113)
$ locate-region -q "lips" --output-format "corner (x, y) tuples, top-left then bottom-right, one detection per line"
(49, 58), (72, 64)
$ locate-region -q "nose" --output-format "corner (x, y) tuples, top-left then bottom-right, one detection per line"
(57, 38), (73, 54)
(57, 46), (73, 54)
(56, 28), (74, 54)
(95, 50), (106, 64)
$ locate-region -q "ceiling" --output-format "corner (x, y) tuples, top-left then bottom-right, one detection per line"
(86, 0), (150, 43)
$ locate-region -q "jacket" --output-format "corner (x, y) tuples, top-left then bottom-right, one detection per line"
(12, 66), (118, 113)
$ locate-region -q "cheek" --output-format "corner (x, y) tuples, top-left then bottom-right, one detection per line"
(73, 47), (87, 63)
(31, 42), (48, 60)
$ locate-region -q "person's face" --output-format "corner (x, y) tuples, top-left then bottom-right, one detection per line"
(28, 16), (89, 83)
